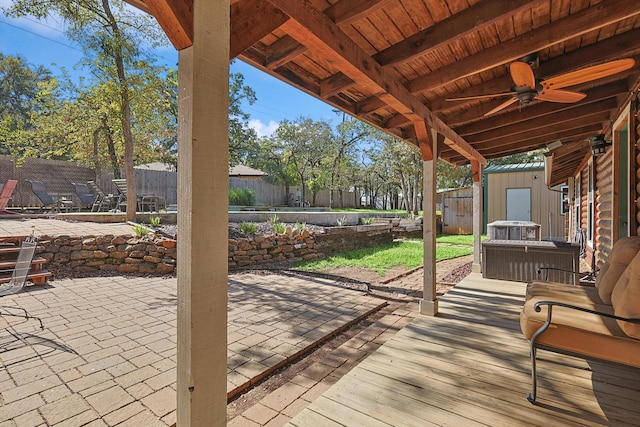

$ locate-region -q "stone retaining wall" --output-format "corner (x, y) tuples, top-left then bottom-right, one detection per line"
(33, 224), (395, 275)
(228, 224), (393, 268)
(37, 234), (177, 275)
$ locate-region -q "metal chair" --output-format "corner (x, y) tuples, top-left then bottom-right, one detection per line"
(25, 180), (71, 212)
(72, 182), (96, 211)
(86, 181), (115, 212)
(0, 234), (43, 330)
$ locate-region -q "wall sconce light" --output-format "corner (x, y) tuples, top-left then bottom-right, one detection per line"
(587, 134), (611, 156)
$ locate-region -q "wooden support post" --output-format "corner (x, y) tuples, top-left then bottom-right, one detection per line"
(420, 128), (439, 316)
(176, 1), (229, 425)
(472, 160), (483, 273)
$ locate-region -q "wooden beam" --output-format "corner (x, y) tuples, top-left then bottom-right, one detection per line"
(265, 0), (486, 164)
(441, 126), (601, 163)
(384, 113), (411, 130)
(265, 35), (308, 69)
(176, 0), (229, 424)
(145, 0), (193, 50)
(324, 0), (392, 26)
(356, 96), (386, 114)
(452, 81), (629, 136)
(421, 127), (438, 316)
(415, 121), (434, 160)
(407, 0), (640, 94)
(374, 0), (542, 67)
(471, 160), (483, 273)
(320, 72), (356, 98)
(230, 0), (289, 59)
(470, 112), (612, 150)
(464, 99), (619, 143)
(431, 29), (640, 113)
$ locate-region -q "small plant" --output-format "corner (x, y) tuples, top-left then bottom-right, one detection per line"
(149, 216), (161, 227)
(133, 224), (150, 237)
(336, 215), (347, 226)
(229, 188), (256, 206)
(273, 222), (286, 234)
(361, 217), (375, 225)
(295, 221), (307, 232)
(268, 214), (280, 224)
(240, 221), (257, 235)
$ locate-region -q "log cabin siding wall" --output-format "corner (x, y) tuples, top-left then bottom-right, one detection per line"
(634, 107), (640, 236)
(595, 149), (614, 267)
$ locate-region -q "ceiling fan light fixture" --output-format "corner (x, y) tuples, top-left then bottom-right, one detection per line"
(587, 134), (611, 156)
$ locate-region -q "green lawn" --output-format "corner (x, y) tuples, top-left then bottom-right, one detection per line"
(295, 240), (473, 276)
(436, 234), (486, 245)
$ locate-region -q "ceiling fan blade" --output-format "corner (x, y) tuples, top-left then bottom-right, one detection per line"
(484, 97), (518, 116)
(510, 61), (536, 87)
(445, 92), (515, 102)
(543, 58), (635, 90)
(537, 89), (586, 103)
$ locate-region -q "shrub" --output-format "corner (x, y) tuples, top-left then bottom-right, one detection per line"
(149, 216), (161, 227)
(273, 222), (286, 234)
(229, 188), (256, 206)
(240, 221), (257, 235)
(133, 224), (150, 237)
(361, 217), (375, 225)
(268, 214), (280, 224)
(336, 215), (347, 226)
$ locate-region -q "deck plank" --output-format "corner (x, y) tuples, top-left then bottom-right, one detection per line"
(287, 273), (640, 426)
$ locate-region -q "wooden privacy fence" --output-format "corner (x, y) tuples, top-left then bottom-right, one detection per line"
(0, 156), (360, 209)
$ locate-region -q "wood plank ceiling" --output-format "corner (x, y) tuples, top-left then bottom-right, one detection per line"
(130, 0), (640, 186)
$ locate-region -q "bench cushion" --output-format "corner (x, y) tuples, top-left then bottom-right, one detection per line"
(520, 296), (640, 368)
(596, 236), (640, 304)
(525, 281), (602, 304)
(611, 250), (640, 339)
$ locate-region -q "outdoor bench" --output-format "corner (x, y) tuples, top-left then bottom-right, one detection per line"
(520, 236), (640, 402)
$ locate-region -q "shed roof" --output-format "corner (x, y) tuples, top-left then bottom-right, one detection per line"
(484, 162), (544, 174)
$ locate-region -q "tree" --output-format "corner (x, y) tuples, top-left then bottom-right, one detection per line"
(7, 0), (170, 220)
(0, 53), (59, 159)
(273, 117), (334, 205)
(437, 160), (472, 190)
(328, 113), (371, 207)
(229, 63), (259, 166)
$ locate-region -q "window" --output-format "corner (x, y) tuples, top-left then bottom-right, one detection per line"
(560, 184), (569, 215)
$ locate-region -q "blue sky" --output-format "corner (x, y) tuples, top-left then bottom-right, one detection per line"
(0, 1), (338, 137)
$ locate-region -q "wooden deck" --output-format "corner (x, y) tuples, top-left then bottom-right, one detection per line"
(287, 273), (640, 426)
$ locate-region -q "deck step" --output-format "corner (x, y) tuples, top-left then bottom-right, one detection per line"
(0, 257), (47, 270)
(0, 270), (52, 285)
(0, 238), (51, 285)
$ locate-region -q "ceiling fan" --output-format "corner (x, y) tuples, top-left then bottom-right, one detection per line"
(446, 56), (635, 116)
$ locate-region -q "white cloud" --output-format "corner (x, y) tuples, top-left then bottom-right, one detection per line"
(248, 119), (278, 138)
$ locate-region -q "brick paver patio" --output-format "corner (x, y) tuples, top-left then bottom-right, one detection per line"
(0, 273), (385, 425)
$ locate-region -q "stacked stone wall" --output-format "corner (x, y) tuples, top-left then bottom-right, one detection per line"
(36, 234), (177, 275)
(25, 224), (396, 275)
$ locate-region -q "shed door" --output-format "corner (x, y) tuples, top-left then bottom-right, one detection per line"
(506, 188), (531, 221)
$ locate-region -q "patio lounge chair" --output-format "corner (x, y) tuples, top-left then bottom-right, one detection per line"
(86, 181), (115, 212)
(0, 233), (44, 330)
(112, 178), (165, 213)
(72, 182), (97, 211)
(25, 180), (72, 212)
(0, 180), (18, 213)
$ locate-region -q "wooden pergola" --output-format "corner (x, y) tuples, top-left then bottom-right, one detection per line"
(124, 1), (640, 424)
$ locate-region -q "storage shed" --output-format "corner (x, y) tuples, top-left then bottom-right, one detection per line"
(483, 163), (567, 240)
